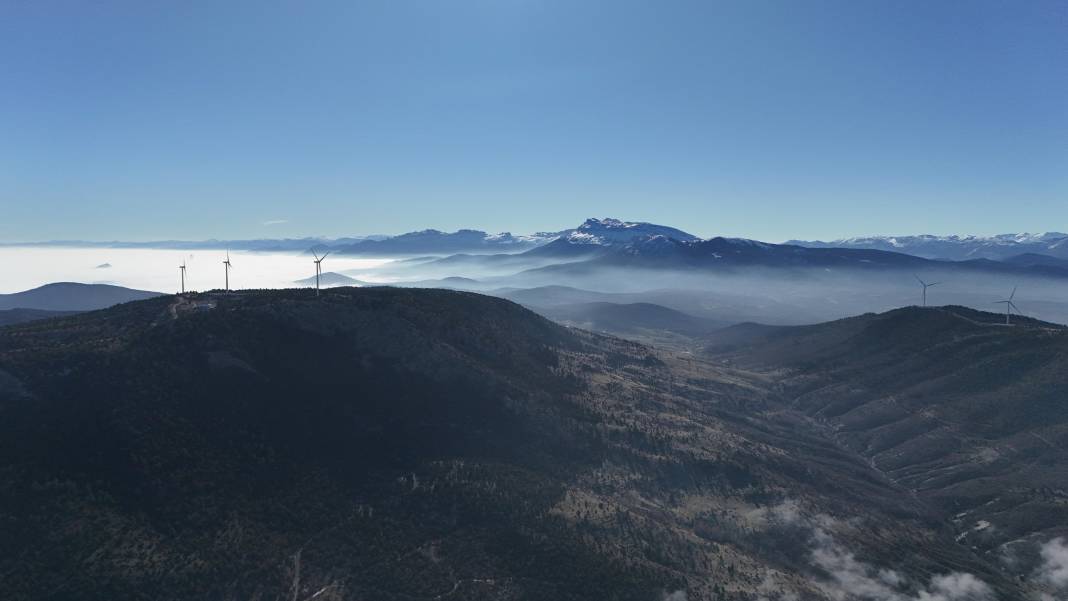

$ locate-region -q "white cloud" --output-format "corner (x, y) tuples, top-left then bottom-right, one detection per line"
(1036, 537), (1068, 598)
(915, 572), (995, 601)
(808, 526), (994, 601)
(749, 502), (995, 601)
(262, 219), (288, 226)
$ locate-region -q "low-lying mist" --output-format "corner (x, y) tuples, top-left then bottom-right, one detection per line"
(5, 245), (1067, 328)
(478, 266), (1068, 327)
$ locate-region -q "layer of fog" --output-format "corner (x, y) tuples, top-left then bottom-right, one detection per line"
(0, 247), (393, 294)
(332, 249), (1068, 326)
(469, 266), (1068, 326)
(5, 246), (1068, 327)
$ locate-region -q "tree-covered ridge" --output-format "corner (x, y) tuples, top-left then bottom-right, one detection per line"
(0, 289), (1045, 600)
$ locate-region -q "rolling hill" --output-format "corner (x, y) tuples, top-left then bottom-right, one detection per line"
(0, 282), (163, 311)
(293, 272), (371, 287)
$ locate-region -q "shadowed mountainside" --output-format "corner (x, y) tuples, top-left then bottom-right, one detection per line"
(0, 291), (1050, 600)
(526, 301), (729, 350)
(705, 306), (1068, 576)
(0, 308), (80, 327)
(533, 302), (727, 335)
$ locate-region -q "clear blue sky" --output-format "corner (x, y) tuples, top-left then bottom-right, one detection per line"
(2, 1), (1065, 242)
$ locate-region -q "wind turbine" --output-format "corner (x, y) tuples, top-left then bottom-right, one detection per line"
(993, 286), (1019, 325)
(914, 275), (940, 307)
(178, 261), (187, 295)
(223, 251), (233, 292)
(312, 251), (330, 296)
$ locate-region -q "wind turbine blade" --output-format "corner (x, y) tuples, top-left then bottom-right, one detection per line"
(914, 274), (924, 285)
(1009, 301), (1020, 313)
(313, 251), (321, 262)
(320, 251), (330, 260)
(1010, 286), (1017, 301)
(929, 282), (940, 287)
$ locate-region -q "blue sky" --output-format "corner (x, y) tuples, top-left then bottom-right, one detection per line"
(2, 1), (1065, 242)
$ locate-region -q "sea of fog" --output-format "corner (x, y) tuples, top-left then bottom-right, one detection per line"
(0, 247), (397, 294)
(4, 246), (1068, 327)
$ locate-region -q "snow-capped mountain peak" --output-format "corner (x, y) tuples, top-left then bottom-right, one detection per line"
(562, 217), (699, 245)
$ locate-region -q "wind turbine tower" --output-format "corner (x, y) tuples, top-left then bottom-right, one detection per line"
(994, 286), (1019, 325)
(223, 251), (233, 292)
(914, 275), (940, 307)
(179, 261), (187, 295)
(312, 251), (330, 296)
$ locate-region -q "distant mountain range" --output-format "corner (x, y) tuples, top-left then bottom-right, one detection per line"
(515, 233), (1068, 281)
(8, 218), (1068, 331)
(367, 219), (1068, 283)
(789, 232), (1068, 261)
(12, 220), (1068, 266)
(333, 228), (555, 255)
(329, 217), (697, 257)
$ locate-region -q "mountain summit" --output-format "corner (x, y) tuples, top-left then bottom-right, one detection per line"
(525, 218), (699, 257)
(564, 217), (699, 245)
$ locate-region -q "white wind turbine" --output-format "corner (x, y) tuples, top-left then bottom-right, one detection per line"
(993, 286), (1020, 325)
(312, 251), (330, 296)
(178, 260), (187, 295)
(223, 251), (233, 292)
(914, 275), (940, 307)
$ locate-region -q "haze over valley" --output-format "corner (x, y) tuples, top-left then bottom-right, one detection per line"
(8, 218), (1068, 338)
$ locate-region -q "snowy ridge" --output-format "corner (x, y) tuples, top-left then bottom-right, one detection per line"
(789, 232), (1068, 261)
